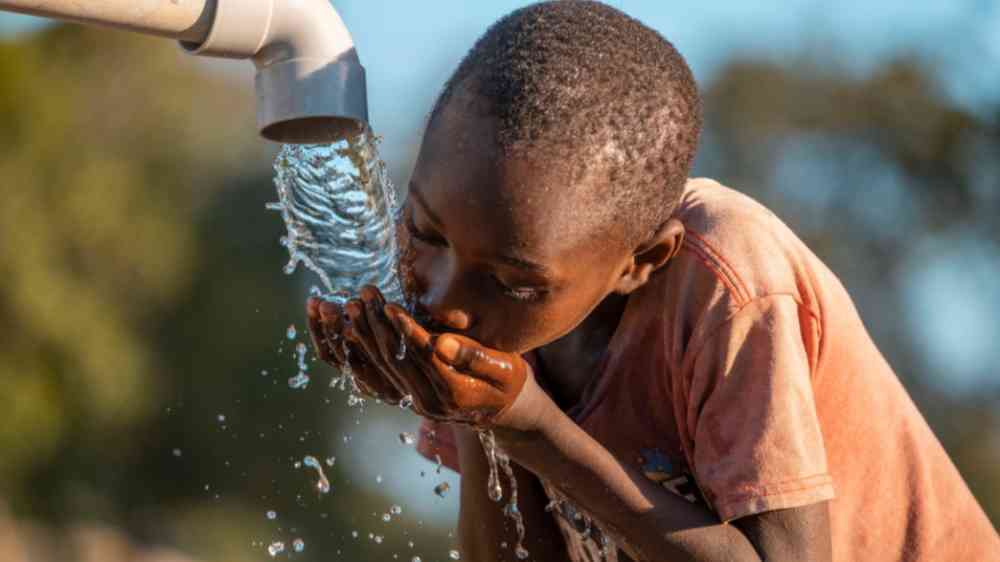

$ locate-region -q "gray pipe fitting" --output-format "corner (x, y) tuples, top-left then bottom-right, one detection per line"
(181, 0), (369, 144)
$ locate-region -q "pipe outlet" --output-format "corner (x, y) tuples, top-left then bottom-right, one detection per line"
(181, 0), (368, 144)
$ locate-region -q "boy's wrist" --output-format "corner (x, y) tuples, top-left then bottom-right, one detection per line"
(491, 369), (562, 445)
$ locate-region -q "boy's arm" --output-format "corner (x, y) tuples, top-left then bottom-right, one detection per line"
(496, 387), (832, 562)
(453, 425), (571, 562)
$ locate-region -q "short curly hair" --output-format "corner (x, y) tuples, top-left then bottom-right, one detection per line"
(428, 0), (702, 247)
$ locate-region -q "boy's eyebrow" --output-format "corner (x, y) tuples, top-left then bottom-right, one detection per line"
(408, 182), (444, 227)
(496, 254), (554, 276)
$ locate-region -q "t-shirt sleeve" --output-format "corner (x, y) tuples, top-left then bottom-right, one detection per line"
(415, 419), (461, 474)
(686, 294), (835, 522)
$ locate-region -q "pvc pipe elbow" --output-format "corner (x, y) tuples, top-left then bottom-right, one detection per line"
(181, 0), (368, 144)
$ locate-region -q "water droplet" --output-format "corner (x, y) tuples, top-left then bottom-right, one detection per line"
(375, 474), (383, 484)
(374, 535), (384, 544)
(288, 373), (310, 389)
(395, 332), (407, 360)
(382, 513), (392, 522)
(390, 505), (402, 515)
(411, 557), (422, 562)
(449, 549), (461, 559)
(479, 431), (503, 502)
(292, 538), (305, 553)
(434, 482), (451, 498)
(261, 369), (269, 376)
(515, 545), (530, 559)
(287, 324), (297, 340)
(351, 530), (358, 539)
(408, 541), (415, 548)
(217, 414), (226, 423)
(325, 456), (336, 467)
(303, 455), (331, 494)
(398, 432), (416, 445)
(399, 394), (414, 409)
(295, 342), (308, 370)
(267, 542), (285, 557)
(172, 448), (182, 457)
(266, 510), (277, 520)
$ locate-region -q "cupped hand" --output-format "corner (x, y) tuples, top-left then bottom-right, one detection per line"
(307, 286), (541, 430)
(306, 295), (404, 404)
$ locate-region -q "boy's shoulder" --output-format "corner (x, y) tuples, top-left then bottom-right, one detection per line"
(671, 177), (825, 309)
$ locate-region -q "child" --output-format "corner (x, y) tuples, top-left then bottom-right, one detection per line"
(306, 2), (1000, 561)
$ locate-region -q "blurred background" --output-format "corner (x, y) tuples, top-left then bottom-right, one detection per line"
(0, 1), (997, 560)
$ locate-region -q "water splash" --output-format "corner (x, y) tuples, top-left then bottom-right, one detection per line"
(399, 394), (414, 410)
(303, 455), (332, 494)
(267, 542), (285, 557)
(396, 332), (408, 360)
(288, 342), (311, 389)
(270, 129), (403, 305)
(433, 482), (451, 498)
(497, 453), (529, 559)
(478, 431), (503, 502)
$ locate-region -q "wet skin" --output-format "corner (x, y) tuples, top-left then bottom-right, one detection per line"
(306, 92), (685, 428)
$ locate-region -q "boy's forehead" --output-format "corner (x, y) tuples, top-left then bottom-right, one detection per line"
(413, 92), (614, 258)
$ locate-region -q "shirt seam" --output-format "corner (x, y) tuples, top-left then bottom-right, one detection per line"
(683, 293), (809, 366)
(713, 473), (834, 510)
(681, 228), (753, 305)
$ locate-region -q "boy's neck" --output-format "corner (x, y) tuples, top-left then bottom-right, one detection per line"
(535, 292), (628, 411)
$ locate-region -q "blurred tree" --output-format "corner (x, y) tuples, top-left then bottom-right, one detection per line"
(0, 24), (454, 562)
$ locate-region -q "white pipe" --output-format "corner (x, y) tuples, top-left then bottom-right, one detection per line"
(0, 0), (368, 144)
(0, 0), (213, 43)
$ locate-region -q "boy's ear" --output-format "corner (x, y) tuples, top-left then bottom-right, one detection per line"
(614, 218), (685, 295)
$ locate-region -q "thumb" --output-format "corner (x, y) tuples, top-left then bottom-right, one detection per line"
(433, 334), (518, 381)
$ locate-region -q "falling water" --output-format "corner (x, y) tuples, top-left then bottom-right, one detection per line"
(497, 453), (529, 559)
(479, 430), (530, 559)
(478, 431), (503, 502)
(269, 128), (403, 305)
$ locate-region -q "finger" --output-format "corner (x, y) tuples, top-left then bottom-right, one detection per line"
(433, 334), (515, 389)
(306, 298), (334, 363)
(383, 306), (450, 398)
(360, 285), (401, 364)
(346, 298), (413, 395)
(342, 338), (403, 402)
(318, 300), (346, 364)
(429, 352), (505, 422)
(384, 304), (433, 351)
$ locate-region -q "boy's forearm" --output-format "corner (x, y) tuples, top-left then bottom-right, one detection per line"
(495, 401), (762, 562)
(454, 426), (571, 562)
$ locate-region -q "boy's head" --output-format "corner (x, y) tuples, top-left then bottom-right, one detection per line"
(403, 1), (702, 352)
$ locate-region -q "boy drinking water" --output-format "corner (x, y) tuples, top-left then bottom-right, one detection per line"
(306, 2), (999, 560)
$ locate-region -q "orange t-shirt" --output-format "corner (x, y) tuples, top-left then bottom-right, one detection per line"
(417, 178), (1000, 561)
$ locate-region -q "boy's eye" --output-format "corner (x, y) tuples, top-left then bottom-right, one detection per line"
(491, 274), (547, 302)
(406, 212), (447, 247)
